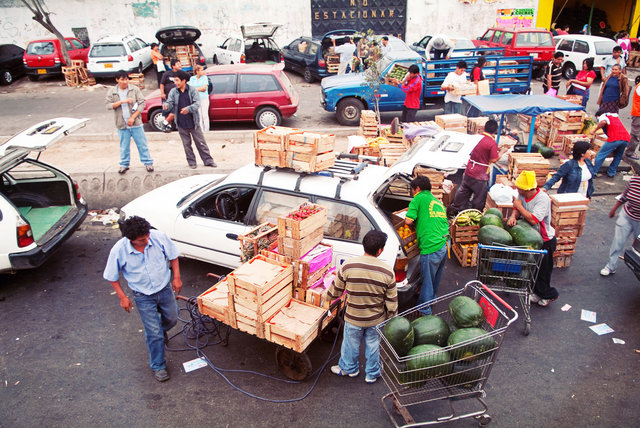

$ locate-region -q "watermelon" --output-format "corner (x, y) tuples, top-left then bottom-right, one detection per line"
(411, 315), (450, 346)
(445, 360), (485, 388)
(484, 208), (504, 219)
(383, 360), (409, 385)
(479, 214), (503, 228)
(478, 225), (514, 246)
(406, 344), (452, 382)
(508, 224), (543, 250)
(449, 295), (485, 328)
(447, 328), (496, 361)
(538, 145), (555, 159)
(383, 316), (415, 357)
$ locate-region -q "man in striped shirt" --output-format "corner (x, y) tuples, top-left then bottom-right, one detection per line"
(324, 230), (397, 383)
(600, 174), (640, 276)
(543, 52), (564, 94)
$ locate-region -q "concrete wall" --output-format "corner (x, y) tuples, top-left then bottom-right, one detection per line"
(1, 0), (538, 55)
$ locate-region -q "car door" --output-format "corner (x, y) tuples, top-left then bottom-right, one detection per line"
(172, 185), (259, 268)
(236, 73), (283, 119)
(231, 38), (243, 63)
(70, 38), (89, 62)
(284, 38), (304, 72)
(377, 61), (419, 111)
(216, 38), (231, 64)
(135, 38), (152, 68)
(208, 73), (238, 120)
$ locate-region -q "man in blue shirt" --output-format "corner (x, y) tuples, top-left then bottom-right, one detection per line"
(103, 216), (182, 382)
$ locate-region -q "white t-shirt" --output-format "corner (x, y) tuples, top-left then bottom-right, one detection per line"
(117, 87), (131, 121)
(442, 71), (468, 103)
(335, 43), (356, 65)
(579, 163), (592, 197)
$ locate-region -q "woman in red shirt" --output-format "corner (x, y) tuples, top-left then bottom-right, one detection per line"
(565, 58), (596, 107)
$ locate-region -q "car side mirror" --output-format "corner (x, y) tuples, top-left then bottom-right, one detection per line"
(182, 206), (193, 218)
(413, 42), (418, 46)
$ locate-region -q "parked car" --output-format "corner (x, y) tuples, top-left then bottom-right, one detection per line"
(119, 131), (486, 306)
(212, 22), (283, 65)
(410, 36), (477, 58)
(156, 25), (207, 72)
(473, 27), (555, 75)
(554, 34), (618, 79)
(0, 44), (26, 85)
(87, 35), (152, 78)
(141, 63), (298, 130)
(23, 37), (89, 81)
(0, 117), (89, 273)
(624, 234), (640, 281)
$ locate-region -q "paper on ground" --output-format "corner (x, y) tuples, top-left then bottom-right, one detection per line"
(581, 309), (596, 323)
(589, 323), (614, 335)
(561, 304), (571, 312)
(612, 338), (626, 345)
(183, 357), (208, 373)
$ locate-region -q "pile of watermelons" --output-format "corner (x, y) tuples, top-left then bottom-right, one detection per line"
(382, 296), (496, 388)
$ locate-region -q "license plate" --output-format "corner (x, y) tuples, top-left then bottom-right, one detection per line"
(37, 69), (47, 74)
(530, 53), (538, 59)
(104, 63), (113, 69)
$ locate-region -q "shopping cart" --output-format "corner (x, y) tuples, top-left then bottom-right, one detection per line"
(476, 244), (546, 336)
(377, 281), (518, 427)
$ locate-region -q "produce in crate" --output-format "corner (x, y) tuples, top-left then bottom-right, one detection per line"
(455, 209), (482, 226)
(447, 328), (496, 361)
(383, 316), (415, 357)
(241, 224), (278, 261)
(397, 224), (413, 239)
(484, 208), (504, 219)
(478, 224), (514, 246)
(406, 344), (452, 382)
(448, 295), (485, 328)
(388, 64), (408, 81)
(287, 203), (322, 220)
(410, 315), (450, 346)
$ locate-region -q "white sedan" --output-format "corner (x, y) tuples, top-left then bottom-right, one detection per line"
(554, 34), (618, 79)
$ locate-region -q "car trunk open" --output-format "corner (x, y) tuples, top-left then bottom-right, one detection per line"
(321, 30), (358, 73)
(241, 23), (283, 64)
(156, 26), (202, 70)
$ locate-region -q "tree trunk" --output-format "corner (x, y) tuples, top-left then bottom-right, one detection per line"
(22, 0), (73, 65)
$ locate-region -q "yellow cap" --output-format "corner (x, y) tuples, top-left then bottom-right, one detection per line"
(515, 170), (537, 190)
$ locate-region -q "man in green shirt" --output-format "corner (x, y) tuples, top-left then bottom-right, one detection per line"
(405, 176), (449, 314)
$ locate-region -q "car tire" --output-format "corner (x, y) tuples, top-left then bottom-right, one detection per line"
(0, 70), (13, 85)
(149, 109), (165, 132)
(562, 62), (577, 80)
(336, 98), (364, 126)
(137, 62), (143, 74)
(213, 55), (219, 65)
(27, 74), (39, 82)
(303, 67), (314, 83)
(255, 106), (282, 128)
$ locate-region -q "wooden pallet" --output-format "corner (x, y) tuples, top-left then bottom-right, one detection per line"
(264, 299), (332, 353)
(286, 132), (335, 154)
(293, 242), (333, 288)
(278, 204), (327, 240)
(435, 113), (467, 130)
(453, 243), (478, 267)
(238, 222), (278, 262)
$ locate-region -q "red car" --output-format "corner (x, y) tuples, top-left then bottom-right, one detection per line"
(142, 63), (299, 130)
(23, 37), (89, 81)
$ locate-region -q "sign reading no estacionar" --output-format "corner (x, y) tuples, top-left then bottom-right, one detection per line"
(311, 0), (407, 39)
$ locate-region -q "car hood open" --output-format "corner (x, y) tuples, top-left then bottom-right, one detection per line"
(156, 26), (202, 45)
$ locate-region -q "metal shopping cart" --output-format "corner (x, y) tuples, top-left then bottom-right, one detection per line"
(476, 244), (547, 336)
(377, 281), (518, 427)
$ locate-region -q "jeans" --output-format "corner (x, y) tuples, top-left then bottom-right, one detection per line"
(338, 321), (381, 379)
(177, 126), (215, 166)
(444, 101), (462, 115)
(131, 284), (179, 371)
(606, 209), (640, 272)
(593, 140), (628, 177)
(449, 174), (489, 216)
(419, 244), (448, 314)
(533, 237), (558, 300)
(118, 126), (153, 167)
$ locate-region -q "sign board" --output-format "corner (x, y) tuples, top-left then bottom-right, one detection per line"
(496, 8), (535, 29)
(311, 0), (407, 39)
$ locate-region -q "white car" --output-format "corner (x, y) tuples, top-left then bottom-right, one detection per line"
(87, 35), (152, 78)
(212, 23), (283, 64)
(120, 130), (484, 305)
(0, 118), (89, 273)
(554, 34), (618, 79)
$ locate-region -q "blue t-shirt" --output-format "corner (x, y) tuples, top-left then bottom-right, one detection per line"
(602, 77), (620, 102)
(188, 75), (209, 100)
(103, 229), (180, 295)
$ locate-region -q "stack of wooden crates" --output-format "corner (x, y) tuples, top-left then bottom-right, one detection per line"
(435, 114), (467, 133)
(128, 73), (145, 89)
(359, 110), (378, 138)
(549, 193), (589, 268)
(450, 212), (480, 268)
(254, 126), (335, 172)
(507, 152), (550, 187)
(62, 60), (95, 87)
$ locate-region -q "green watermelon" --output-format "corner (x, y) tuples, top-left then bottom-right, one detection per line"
(406, 344), (452, 382)
(538, 145), (555, 159)
(411, 315), (451, 346)
(449, 296), (485, 328)
(383, 316), (415, 357)
(484, 208), (504, 219)
(508, 224), (544, 250)
(478, 225), (514, 246)
(479, 214), (504, 228)
(447, 328), (496, 361)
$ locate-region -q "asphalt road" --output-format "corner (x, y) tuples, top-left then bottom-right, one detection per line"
(1, 196), (639, 427)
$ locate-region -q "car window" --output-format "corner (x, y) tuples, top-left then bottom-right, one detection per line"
(255, 191), (310, 225)
(557, 39), (573, 51)
(502, 32), (514, 46)
(308, 43), (319, 56)
(127, 40), (139, 52)
(480, 31), (494, 42)
(27, 42), (55, 55)
(64, 40), (74, 51)
(595, 40), (617, 55)
(136, 38), (147, 48)
(239, 74), (282, 93)
(90, 43), (126, 57)
(71, 39), (84, 49)
(192, 186), (257, 224)
(418, 36), (431, 48)
(317, 199), (374, 242)
(491, 31), (503, 43)
(278, 71), (295, 97)
(574, 40), (589, 54)
(232, 39), (242, 52)
(221, 38), (231, 49)
(535, 32), (554, 47)
(210, 74), (236, 94)
(287, 39), (302, 50)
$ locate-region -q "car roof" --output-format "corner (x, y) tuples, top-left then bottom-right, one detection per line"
(94, 35), (140, 44)
(26, 38), (73, 44)
(386, 49), (422, 61)
(555, 34), (615, 42)
(487, 27), (552, 33)
(205, 63), (284, 74)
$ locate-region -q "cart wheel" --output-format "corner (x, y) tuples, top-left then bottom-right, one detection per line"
(275, 346), (312, 381)
(476, 414), (492, 426)
(523, 322), (530, 336)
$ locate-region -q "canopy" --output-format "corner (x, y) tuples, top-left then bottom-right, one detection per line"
(462, 94), (585, 152)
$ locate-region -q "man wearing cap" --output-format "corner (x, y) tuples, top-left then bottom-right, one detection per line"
(425, 34), (455, 60)
(507, 171), (559, 307)
(589, 113), (630, 177)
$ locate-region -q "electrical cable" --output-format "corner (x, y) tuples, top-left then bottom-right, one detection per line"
(166, 295), (343, 402)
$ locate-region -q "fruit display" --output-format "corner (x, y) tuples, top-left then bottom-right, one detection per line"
(457, 243), (477, 266)
(484, 208), (504, 219)
(397, 223), (417, 252)
(239, 222), (278, 262)
(508, 223), (543, 250)
(387, 64), (408, 81)
(478, 224), (514, 246)
(455, 209), (482, 226)
(286, 203), (322, 221)
(406, 344), (452, 382)
(479, 214), (503, 228)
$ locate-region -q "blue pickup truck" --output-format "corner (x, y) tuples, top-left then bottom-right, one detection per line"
(321, 50), (533, 125)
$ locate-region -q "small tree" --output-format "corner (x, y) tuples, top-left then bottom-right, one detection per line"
(358, 30), (383, 123)
(22, 0), (71, 65)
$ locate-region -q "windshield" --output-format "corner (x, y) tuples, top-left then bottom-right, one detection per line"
(177, 176), (226, 207)
(594, 40), (617, 55)
(90, 44), (126, 57)
(278, 71), (295, 97)
(26, 42), (54, 55)
(368, 56), (394, 78)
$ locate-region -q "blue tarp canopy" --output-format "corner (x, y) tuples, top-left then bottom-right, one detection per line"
(463, 94), (585, 152)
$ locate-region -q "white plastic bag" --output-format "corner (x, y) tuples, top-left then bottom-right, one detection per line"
(489, 183), (517, 205)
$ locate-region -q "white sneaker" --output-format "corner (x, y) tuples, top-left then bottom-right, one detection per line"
(365, 376), (378, 383)
(537, 297), (557, 307)
(529, 293), (541, 303)
(331, 365), (359, 377)
(600, 266), (615, 276)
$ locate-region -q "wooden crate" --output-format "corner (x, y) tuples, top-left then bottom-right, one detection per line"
(557, 94), (583, 105)
(450, 223), (480, 244)
(286, 150), (335, 172)
(450, 82), (477, 96)
(435, 113), (467, 130)
(278, 227), (324, 259)
(412, 166), (444, 186)
(553, 254), (573, 268)
(238, 222), (278, 262)
(326, 213), (362, 240)
(453, 243), (478, 267)
(278, 204), (327, 239)
(551, 117), (584, 131)
(254, 126), (300, 151)
(508, 152), (550, 187)
(562, 134), (590, 157)
(547, 128), (576, 155)
(255, 148), (287, 168)
(554, 224), (585, 238)
(555, 236), (577, 255)
(293, 242), (333, 288)
(197, 279), (232, 326)
(264, 299), (333, 353)
(498, 135), (518, 151)
(485, 193), (514, 220)
(71, 59), (85, 67)
(554, 110), (585, 122)
(467, 117), (490, 134)
(379, 142), (409, 166)
(286, 132), (335, 154)
(64, 73), (79, 87)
